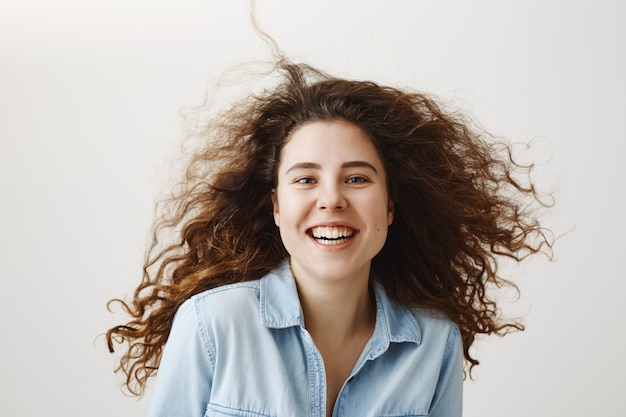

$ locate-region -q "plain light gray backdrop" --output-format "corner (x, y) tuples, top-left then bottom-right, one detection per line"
(1, 0), (624, 416)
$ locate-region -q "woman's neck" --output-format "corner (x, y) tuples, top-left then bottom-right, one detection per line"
(291, 265), (376, 417)
(292, 267), (376, 347)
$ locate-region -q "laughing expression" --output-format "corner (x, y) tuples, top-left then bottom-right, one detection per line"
(272, 119), (394, 286)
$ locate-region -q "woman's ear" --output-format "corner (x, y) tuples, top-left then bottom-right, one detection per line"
(387, 200), (394, 226)
(271, 189), (280, 226)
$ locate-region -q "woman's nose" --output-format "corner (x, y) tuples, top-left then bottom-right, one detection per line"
(317, 182), (347, 211)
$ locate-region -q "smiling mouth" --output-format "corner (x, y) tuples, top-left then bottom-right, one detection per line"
(310, 226), (355, 245)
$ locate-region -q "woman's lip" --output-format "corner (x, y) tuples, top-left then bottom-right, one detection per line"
(310, 226), (354, 239)
(307, 225), (357, 236)
(306, 224), (359, 248)
(306, 221), (358, 231)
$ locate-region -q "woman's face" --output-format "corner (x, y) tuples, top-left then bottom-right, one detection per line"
(272, 119), (394, 287)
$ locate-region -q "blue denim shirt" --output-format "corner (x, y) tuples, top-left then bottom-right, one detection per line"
(148, 261), (463, 417)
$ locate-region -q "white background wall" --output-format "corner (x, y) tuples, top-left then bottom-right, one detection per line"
(1, 1), (624, 416)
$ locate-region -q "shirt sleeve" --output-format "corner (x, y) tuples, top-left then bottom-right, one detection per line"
(428, 324), (464, 417)
(147, 297), (214, 417)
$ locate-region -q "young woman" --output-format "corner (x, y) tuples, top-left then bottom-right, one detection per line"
(107, 61), (552, 417)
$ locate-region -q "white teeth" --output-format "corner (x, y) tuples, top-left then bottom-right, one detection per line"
(311, 227), (354, 245)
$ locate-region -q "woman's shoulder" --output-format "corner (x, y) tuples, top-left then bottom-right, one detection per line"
(375, 283), (458, 340)
(174, 262), (295, 332)
(407, 307), (456, 329)
(191, 280), (262, 312)
(406, 307), (461, 349)
(193, 280), (262, 301)
(172, 279), (263, 329)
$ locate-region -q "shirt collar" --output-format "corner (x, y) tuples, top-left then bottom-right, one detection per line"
(260, 261), (304, 328)
(259, 260), (422, 349)
(365, 281), (422, 360)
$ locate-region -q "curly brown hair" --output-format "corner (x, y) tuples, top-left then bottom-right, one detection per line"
(106, 60), (552, 396)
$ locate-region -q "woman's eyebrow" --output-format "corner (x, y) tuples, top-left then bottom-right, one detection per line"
(341, 161), (378, 173)
(285, 161), (378, 174)
(285, 162), (321, 174)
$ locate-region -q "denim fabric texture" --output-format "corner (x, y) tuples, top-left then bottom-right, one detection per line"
(148, 261), (463, 417)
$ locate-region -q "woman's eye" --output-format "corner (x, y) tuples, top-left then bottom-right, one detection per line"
(347, 176), (367, 184)
(296, 177), (315, 184)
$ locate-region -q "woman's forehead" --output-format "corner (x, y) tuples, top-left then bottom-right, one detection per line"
(278, 120), (384, 171)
